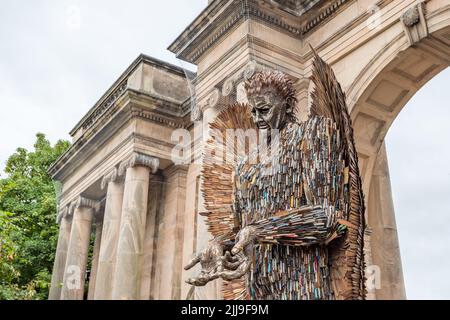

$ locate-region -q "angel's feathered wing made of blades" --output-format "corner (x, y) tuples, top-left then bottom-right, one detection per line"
(202, 103), (256, 300)
(310, 49), (367, 300)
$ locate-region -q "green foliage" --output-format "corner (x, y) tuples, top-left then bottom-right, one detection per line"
(0, 133), (70, 300)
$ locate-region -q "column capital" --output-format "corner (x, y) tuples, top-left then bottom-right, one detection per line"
(56, 206), (69, 224)
(101, 167), (120, 190)
(70, 196), (100, 214)
(118, 152), (159, 176)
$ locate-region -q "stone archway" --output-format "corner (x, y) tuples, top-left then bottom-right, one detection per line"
(347, 15), (450, 299)
(168, 0), (450, 300)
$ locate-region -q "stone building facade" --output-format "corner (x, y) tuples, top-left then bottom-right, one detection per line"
(49, 0), (450, 300)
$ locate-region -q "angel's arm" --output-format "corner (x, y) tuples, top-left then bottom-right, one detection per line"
(247, 205), (347, 247)
(234, 117), (348, 249)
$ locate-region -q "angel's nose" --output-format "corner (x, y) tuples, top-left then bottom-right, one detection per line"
(254, 110), (264, 122)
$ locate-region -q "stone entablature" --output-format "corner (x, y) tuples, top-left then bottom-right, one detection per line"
(271, 0), (323, 16)
(168, 0), (353, 64)
(49, 55), (194, 182)
(70, 54), (193, 138)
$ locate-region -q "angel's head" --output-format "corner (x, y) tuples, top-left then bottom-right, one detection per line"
(245, 70), (297, 130)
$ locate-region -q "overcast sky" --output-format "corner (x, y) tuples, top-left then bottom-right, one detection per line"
(0, 1), (449, 300)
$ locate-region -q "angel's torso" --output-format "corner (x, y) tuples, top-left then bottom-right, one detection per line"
(233, 116), (346, 300)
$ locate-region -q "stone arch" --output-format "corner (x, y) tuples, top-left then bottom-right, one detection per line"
(347, 6), (450, 299)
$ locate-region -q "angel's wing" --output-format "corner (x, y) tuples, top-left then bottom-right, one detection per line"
(201, 103), (256, 300)
(310, 48), (367, 299)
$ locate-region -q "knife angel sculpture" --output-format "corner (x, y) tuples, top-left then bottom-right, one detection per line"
(185, 50), (366, 300)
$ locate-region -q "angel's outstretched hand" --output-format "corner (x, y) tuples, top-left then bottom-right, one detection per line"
(184, 238), (224, 286)
(218, 226), (256, 281)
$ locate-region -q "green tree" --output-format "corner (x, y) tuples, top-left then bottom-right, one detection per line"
(0, 133), (70, 299)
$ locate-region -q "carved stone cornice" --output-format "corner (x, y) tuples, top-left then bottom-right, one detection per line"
(70, 54), (193, 137)
(131, 107), (186, 129)
(169, 0), (301, 63)
(49, 91), (190, 180)
(301, 0), (351, 35)
(118, 152), (160, 176)
(270, 0), (322, 16)
(82, 81), (127, 131)
(101, 167), (119, 190)
(168, 0), (351, 64)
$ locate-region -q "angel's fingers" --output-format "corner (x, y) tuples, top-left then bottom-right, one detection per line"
(223, 251), (243, 269)
(184, 254), (201, 270)
(186, 276), (207, 287)
(220, 258), (251, 281)
(223, 258), (242, 270)
(224, 251), (240, 262)
(231, 228), (256, 254)
(231, 241), (244, 255)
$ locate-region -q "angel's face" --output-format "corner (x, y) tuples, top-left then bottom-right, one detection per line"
(249, 93), (289, 130)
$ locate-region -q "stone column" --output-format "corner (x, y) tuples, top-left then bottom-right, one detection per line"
(180, 166), (200, 300)
(141, 175), (163, 300)
(87, 213), (103, 300)
(154, 165), (187, 300)
(94, 168), (124, 300)
(111, 153), (159, 300)
(61, 197), (98, 300)
(48, 206), (72, 300)
(195, 105), (222, 300)
(367, 142), (406, 299)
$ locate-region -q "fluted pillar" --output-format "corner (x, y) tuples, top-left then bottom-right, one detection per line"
(87, 213), (103, 300)
(154, 165), (187, 300)
(112, 153), (159, 300)
(48, 206), (72, 300)
(61, 197), (98, 300)
(94, 168), (124, 300)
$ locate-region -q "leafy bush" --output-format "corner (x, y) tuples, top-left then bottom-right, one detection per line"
(0, 133), (70, 300)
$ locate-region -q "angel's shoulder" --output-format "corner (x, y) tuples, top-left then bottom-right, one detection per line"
(298, 116), (341, 147)
(304, 114), (334, 127)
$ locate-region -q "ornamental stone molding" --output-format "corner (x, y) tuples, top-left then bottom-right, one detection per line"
(118, 152), (160, 176)
(401, 2), (428, 46)
(402, 5), (420, 27)
(100, 167), (120, 190)
(65, 196), (101, 220)
(74, 196), (100, 211)
(191, 103), (203, 122)
(169, 0), (352, 64)
(236, 82), (248, 104)
(207, 88), (221, 107)
(82, 81), (128, 131)
(56, 206), (69, 224)
(222, 78), (235, 97)
(243, 60), (260, 81)
(270, 0), (322, 17)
